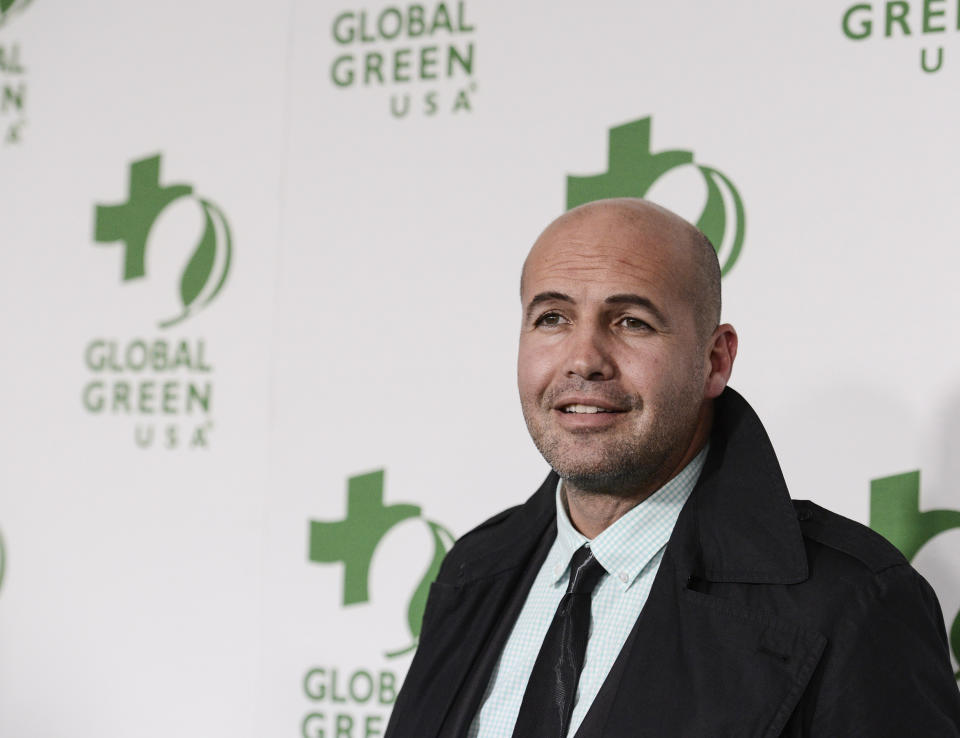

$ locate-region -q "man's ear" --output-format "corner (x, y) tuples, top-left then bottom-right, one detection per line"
(704, 324), (737, 399)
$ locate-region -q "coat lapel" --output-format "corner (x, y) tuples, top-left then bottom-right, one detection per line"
(688, 388), (808, 586)
(387, 475), (557, 738)
(582, 548), (826, 737)
(439, 524), (556, 736)
(391, 388), (828, 738)
(578, 389), (827, 737)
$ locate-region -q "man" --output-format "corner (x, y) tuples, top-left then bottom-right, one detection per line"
(386, 199), (960, 736)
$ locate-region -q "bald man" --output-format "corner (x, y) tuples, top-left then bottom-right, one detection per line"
(386, 200), (960, 737)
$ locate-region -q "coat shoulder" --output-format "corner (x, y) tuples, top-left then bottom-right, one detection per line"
(434, 504), (524, 580)
(453, 504), (523, 551)
(785, 504), (960, 734)
(792, 499), (908, 575)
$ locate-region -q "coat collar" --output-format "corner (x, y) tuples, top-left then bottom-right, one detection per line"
(458, 386), (807, 586)
(452, 473), (557, 585)
(679, 386), (808, 584)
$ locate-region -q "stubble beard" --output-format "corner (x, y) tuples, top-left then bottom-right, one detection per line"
(523, 385), (704, 498)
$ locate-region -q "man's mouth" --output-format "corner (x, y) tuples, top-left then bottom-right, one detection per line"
(560, 404), (620, 414)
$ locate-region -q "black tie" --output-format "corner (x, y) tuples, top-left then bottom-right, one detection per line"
(511, 544), (607, 738)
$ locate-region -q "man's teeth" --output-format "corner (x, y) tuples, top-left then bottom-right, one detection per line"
(562, 404), (612, 414)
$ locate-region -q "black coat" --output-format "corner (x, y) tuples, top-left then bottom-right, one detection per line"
(387, 389), (960, 736)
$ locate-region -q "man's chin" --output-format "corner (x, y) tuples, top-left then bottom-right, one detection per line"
(548, 454), (640, 492)
(556, 466), (650, 497)
(542, 439), (669, 496)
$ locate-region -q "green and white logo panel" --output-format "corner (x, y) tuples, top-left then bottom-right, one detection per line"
(80, 154), (234, 450)
(309, 469), (455, 659)
(94, 154), (233, 329)
(303, 469), (455, 735)
(567, 117), (745, 277)
(328, 1), (478, 118)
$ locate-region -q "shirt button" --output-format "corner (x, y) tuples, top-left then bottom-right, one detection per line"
(619, 572), (629, 583)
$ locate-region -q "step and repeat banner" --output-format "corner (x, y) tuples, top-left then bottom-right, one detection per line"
(2, 1), (959, 736)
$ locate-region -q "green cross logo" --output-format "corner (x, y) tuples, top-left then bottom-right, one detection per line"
(871, 471), (960, 678)
(308, 470), (455, 658)
(567, 117), (745, 276)
(0, 0), (33, 27)
(94, 154), (233, 328)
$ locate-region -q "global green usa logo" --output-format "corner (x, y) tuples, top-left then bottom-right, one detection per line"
(841, 2), (957, 73)
(0, 0), (32, 27)
(872, 470), (960, 678)
(329, 2), (478, 118)
(84, 154), (226, 450)
(567, 117), (745, 277)
(94, 154), (233, 328)
(308, 469), (455, 659)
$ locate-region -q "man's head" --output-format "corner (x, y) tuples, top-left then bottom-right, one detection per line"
(517, 198), (737, 498)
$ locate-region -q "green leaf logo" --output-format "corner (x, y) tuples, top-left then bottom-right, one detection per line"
(161, 199), (233, 328)
(696, 165), (745, 277)
(386, 519), (456, 658)
(94, 154), (233, 329)
(309, 470), (456, 659)
(567, 117), (746, 276)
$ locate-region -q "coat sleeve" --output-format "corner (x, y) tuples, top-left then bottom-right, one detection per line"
(806, 564), (960, 736)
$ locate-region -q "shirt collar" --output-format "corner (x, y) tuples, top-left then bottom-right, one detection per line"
(549, 445), (709, 592)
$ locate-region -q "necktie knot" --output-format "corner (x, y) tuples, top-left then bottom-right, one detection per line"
(567, 545), (606, 595)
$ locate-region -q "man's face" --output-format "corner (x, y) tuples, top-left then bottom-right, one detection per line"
(517, 205), (711, 495)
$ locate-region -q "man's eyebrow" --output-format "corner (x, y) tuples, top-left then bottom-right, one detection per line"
(605, 294), (668, 325)
(525, 291), (573, 321)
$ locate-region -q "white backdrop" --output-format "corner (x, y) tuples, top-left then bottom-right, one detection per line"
(2, 1), (959, 736)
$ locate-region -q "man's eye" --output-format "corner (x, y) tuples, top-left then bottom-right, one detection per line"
(618, 317), (652, 331)
(535, 312), (567, 327)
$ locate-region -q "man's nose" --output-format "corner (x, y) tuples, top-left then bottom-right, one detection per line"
(565, 327), (615, 381)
